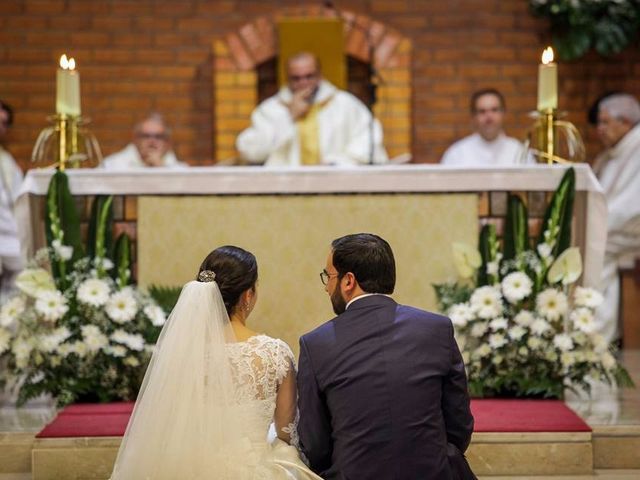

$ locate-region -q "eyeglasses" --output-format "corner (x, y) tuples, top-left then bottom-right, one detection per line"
(136, 132), (168, 141)
(320, 269), (339, 286)
(289, 73), (318, 82)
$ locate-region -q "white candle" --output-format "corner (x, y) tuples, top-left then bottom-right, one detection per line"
(56, 54), (81, 116)
(537, 46), (557, 111)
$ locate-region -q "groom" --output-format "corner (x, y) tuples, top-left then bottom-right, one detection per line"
(297, 233), (475, 479)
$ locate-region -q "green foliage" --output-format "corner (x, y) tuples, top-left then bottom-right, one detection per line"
(113, 233), (133, 288)
(87, 196), (114, 264)
(147, 284), (182, 316)
(502, 194), (529, 261)
(530, 0), (640, 60)
(45, 171), (83, 289)
(537, 168), (575, 258)
(477, 224), (498, 287)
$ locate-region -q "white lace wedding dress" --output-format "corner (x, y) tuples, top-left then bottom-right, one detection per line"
(110, 281), (320, 480)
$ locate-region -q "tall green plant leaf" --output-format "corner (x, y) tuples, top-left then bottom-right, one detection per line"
(44, 171), (83, 286)
(87, 196), (114, 261)
(113, 233), (132, 287)
(536, 168), (575, 257)
(477, 224), (497, 286)
(502, 194), (529, 261)
(147, 284), (182, 316)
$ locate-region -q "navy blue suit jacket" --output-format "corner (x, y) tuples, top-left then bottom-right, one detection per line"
(297, 295), (474, 480)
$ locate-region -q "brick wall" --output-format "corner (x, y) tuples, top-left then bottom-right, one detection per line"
(2, 0), (640, 170)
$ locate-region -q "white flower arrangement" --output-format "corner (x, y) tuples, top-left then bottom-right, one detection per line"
(434, 169), (632, 398)
(0, 249), (164, 407)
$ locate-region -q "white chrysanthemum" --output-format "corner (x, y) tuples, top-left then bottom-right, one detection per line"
(106, 290), (138, 324)
(15, 268), (56, 297)
(590, 333), (608, 353)
(472, 344), (492, 359)
(527, 336), (543, 349)
(81, 325), (109, 352)
(470, 321), (489, 338)
(470, 286), (503, 319)
(111, 329), (145, 351)
(536, 288), (568, 321)
(508, 325), (527, 341)
(488, 333), (507, 349)
(143, 304), (166, 327)
(123, 356), (140, 367)
(561, 351), (576, 367)
(570, 307), (597, 334)
(35, 290), (69, 322)
(0, 327), (11, 354)
(553, 333), (574, 351)
(57, 343), (74, 357)
(492, 355), (503, 365)
(545, 349), (558, 362)
(77, 278), (111, 307)
(52, 239), (73, 261)
(518, 346), (529, 356)
(38, 327), (72, 353)
(514, 310), (535, 327)
(12, 339), (33, 368)
(489, 317), (508, 331)
(530, 317), (551, 336)
(601, 352), (616, 370)
(501, 272), (533, 304)
(103, 345), (127, 357)
(0, 297), (26, 327)
(574, 287), (604, 309)
(71, 341), (89, 358)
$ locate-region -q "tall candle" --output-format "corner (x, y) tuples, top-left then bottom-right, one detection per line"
(537, 46), (557, 111)
(56, 54), (81, 116)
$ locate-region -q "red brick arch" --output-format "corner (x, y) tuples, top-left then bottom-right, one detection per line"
(212, 5), (412, 162)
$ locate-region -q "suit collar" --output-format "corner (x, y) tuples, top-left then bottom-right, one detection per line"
(343, 294), (396, 313)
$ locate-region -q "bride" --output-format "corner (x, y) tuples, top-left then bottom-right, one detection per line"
(111, 246), (321, 479)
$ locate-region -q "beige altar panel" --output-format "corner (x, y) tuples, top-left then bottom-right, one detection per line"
(138, 194), (477, 356)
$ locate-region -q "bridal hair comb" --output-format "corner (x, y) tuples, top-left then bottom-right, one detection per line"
(198, 270), (216, 282)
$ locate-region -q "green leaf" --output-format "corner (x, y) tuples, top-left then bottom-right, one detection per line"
(44, 170), (83, 288)
(502, 194), (529, 261)
(477, 224), (497, 286)
(554, 28), (591, 61)
(87, 196), (114, 261)
(113, 233), (133, 287)
(537, 168), (575, 258)
(594, 19), (630, 56)
(148, 284), (182, 316)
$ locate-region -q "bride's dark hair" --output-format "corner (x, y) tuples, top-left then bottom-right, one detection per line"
(197, 245), (258, 316)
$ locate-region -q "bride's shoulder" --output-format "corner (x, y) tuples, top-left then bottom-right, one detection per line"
(253, 335), (295, 361)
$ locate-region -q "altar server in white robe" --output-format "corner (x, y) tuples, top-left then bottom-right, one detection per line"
(101, 113), (187, 170)
(236, 52), (388, 166)
(592, 93), (640, 343)
(0, 100), (24, 302)
(441, 88), (529, 166)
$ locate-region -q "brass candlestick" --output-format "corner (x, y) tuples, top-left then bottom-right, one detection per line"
(32, 114), (102, 170)
(526, 109), (585, 164)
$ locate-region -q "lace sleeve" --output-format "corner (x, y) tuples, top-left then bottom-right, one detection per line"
(272, 339), (299, 446)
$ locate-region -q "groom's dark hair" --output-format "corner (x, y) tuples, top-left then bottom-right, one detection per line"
(331, 233), (395, 294)
(198, 245), (258, 316)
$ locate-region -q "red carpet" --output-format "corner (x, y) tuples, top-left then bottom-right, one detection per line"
(36, 399), (590, 438)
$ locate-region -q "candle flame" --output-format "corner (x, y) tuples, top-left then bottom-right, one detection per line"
(541, 46), (554, 65)
(59, 54), (69, 69)
(68, 57), (76, 70)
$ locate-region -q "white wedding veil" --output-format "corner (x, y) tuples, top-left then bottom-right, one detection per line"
(111, 278), (243, 479)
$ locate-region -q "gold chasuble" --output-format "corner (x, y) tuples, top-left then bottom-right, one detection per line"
(297, 103), (322, 165)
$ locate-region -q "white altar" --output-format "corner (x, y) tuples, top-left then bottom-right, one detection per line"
(16, 164), (606, 354)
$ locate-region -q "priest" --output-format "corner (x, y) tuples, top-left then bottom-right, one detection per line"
(236, 52), (387, 166)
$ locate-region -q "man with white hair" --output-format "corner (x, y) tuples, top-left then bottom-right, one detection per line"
(593, 93), (640, 343)
(101, 113), (187, 169)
